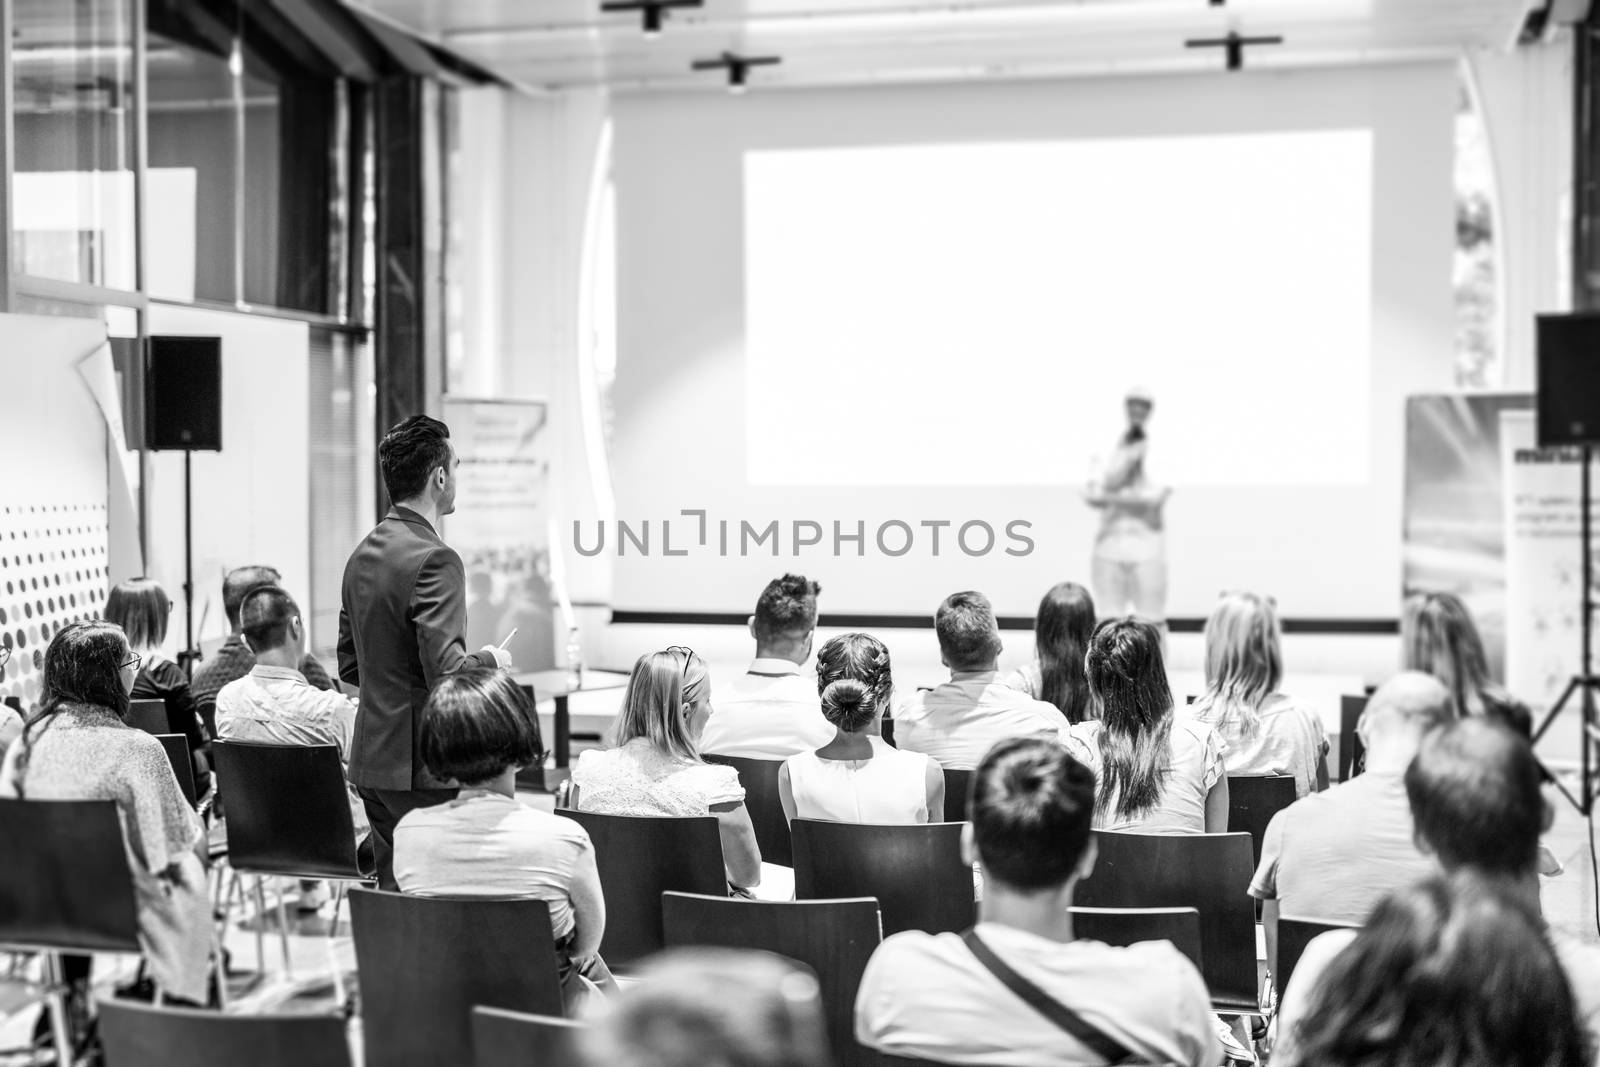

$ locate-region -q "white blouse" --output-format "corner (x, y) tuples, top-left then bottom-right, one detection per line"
(784, 738), (934, 825)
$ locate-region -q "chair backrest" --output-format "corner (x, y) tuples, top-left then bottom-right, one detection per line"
(1073, 831), (1257, 1011)
(211, 740), (361, 880)
(556, 809), (727, 967)
(1338, 694), (1369, 780)
(471, 1008), (584, 1067)
(126, 698), (169, 735)
(349, 889), (564, 1067)
(791, 819), (973, 937)
(155, 734), (198, 808)
(704, 754), (791, 866)
(0, 798), (141, 954)
(1276, 916), (1361, 1000)
(1226, 775), (1297, 868)
(1069, 905), (1204, 971)
(941, 769), (972, 823)
(98, 999), (352, 1067)
(663, 892), (882, 1067)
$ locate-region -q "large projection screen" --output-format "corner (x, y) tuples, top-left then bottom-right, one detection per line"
(611, 63), (1456, 620)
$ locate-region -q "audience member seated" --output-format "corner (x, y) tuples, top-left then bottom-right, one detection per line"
(192, 564), (334, 738)
(1003, 581), (1097, 725)
(855, 737), (1220, 1066)
(570, 647), (762, 892)
(214, 585), (370, 899)
(105, 577), (210, 797)
(699, 573), (834, 759)
(1272, 873), (1590, 1067)
(0, 622), (214, 1006)
(395, 668), (614, 1008)
(894, 591), (1063, 770)
(779, 633), (943, 824)
(1249, 671), (1453, 965)
(1402, 590), (1533, 736)
(582, 948), (832, 1067)
(1062, 617), (1227, 834)
(1274, 717), (1600, 1059)
(1187, 591), (1327, 796)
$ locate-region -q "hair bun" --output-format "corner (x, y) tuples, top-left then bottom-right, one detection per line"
(822, 677), (868, 713)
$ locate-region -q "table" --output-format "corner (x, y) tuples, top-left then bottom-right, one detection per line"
(512, 669), (631, 773)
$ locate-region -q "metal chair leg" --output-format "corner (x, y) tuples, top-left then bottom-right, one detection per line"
(275, 880), (293, 977)
(42, 952), (75, 1067)
(327, 881), (348, 1008)
(253, 876), (269, 975)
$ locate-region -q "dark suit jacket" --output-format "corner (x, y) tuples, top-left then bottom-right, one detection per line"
(338, 506), (495, 790)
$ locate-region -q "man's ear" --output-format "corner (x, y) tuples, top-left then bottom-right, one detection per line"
(240, 635), (253, 655)
(747, 616), (758, 642)
(1541, 796), (1555, 835)
(960, 822), (977, 868)
(1076, 834), (1098, 882)
(1412, 827), (1436, 858)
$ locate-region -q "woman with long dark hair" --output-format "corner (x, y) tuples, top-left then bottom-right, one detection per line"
(1062, 617), (1227, 833)
(1004, 582), (1096, 724)
(1401, 591), (1532, 736)
(105, 577), (209, 794)
(1276, 873), (1590, 1067)
(779, 633), (943, 824)
(0, 621), (215, 1006)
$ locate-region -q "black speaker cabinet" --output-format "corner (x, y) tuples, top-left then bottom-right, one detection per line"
(145, 336), (222, 452)
(1537, 314), (1600, 448)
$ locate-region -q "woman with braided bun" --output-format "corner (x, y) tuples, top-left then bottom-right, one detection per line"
(778, 633), (944, 824)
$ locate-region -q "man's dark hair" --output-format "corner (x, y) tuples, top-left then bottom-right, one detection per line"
(421, 668), (544, 785)
(935, 590), (1003, 671)
(753, 574), (821, 645)
(1405, 718), (1545, 877)
(971, 737), (1097, 890)
(240, 585), (299, 652)
(378, 415), (452, 504)
(224, 565), (281, 630)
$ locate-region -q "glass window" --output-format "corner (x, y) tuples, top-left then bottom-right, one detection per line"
(12, 0), (138, 290)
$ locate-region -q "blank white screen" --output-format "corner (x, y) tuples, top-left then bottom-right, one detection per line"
(745, 131), (1373, 487)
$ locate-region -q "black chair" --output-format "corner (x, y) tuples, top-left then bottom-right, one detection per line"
(941, 769), (972, 823)
(791, 819), (973, 936)
(98, 999), (352, 1067)
(1069, 906), (1204, 974)
(126, 698), (170, 735)
(211, 741), (368, 992)
(350, 889), (564, 1067)
(663, 892), (883, 1067)
(1074, 830), (1258, 1013)
(1275, 916), (1360, 1000)
(704, 753), (792, 866)
(0, 798), (144, 1055)
(156, 733), (198, 808)
(556, 809), (727, 967)
(472, 1007), (585, 1067)
(1338, 694), (1369, 780)
(1226, 775), (1297, 868)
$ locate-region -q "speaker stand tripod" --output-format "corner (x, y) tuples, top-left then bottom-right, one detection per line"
(175, 449), (202, 677)
(1532, 444), (1600, 815)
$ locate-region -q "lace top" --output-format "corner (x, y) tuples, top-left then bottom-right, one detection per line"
(571, 738), (744, 816)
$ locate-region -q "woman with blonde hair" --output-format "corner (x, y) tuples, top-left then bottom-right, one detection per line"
(1189, 592), (1327, 797)
(1402, 591), (1532, 736)
(570, 647), (762, 891)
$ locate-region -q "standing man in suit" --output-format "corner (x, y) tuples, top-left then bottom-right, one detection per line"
(339, 414), (513, 889)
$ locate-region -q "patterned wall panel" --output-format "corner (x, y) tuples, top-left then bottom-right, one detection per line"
(0, 503), (111, 707)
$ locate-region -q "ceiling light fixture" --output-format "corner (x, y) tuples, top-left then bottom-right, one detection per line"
(600, 0), (703, 39)
(691, 51), (781, 94)
(1185, 31), (1284, 71)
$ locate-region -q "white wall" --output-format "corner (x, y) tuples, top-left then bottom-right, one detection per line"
(609, 63), (1458, 620)
(143, 304), (310, 657)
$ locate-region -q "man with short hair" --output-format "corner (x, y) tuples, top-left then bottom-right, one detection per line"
(191, 564), (333, 737)
(892, 591), (1062, 770)
(855, 737), (1219, 1067)
(1250, 670), (1454, 964)
(216, 585), (369, 898)
(698, 574), (833, 759)
(1274, 718), (1600, 1057)
(339, 415), (512, 890)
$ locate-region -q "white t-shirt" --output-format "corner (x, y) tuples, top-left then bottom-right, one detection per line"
(784, 737), (934, 825)
(698, 658), (835, 759)
(894, 671), (1065, 771)
(394, 789), (592, 939)
(855, 921), (1221, 1067)
(1061, 718), (1226, 835)
(1185, 692), (1327, 798)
